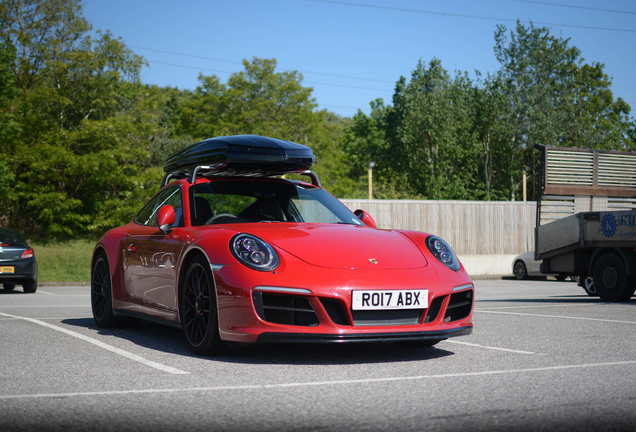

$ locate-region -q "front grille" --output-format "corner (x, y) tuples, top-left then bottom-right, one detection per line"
(444, 290), (473, 323)
(351, 309), (424, 327)
(252, 292), (319, 326)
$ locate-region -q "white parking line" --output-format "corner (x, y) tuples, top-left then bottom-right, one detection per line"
(476, 309), (636, 324)
(0, 312), (189, 375)
(476, 304), (592, 310)
(2, 359), (635, 400)
(444, 340), (536, 355)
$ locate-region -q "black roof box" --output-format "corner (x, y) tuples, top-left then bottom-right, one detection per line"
(161, 135), (317, 186)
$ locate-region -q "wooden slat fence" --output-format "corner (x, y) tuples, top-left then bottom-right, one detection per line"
(340, 200), (537, 256)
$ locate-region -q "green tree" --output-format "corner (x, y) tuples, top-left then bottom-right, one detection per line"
(0, 0), (161, 238)
(0, 0), (90, 93)
(346, 59), (481, 200)
(495, 21), (633, 149)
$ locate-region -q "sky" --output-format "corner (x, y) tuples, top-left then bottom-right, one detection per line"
(81, 0), (636, 119)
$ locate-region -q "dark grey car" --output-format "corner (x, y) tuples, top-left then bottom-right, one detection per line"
(0, 228), (38, 293)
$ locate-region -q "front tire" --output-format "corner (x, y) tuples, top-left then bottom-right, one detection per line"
(593, 253), (636, 302)
(181, 255), (228, 356)
(513, 260), (528, 280)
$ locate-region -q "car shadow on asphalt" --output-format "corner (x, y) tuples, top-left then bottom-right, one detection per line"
(62, 317), (455, 365)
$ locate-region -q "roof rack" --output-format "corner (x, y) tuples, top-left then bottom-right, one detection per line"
(160, 135), (320, 188)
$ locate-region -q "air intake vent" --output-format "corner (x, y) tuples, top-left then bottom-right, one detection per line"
(444, 290), (473, 323)
(252, 292), (319, 326)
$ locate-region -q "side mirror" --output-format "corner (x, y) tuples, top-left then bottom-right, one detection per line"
(157, 205), (176, 234)
(354, 209), (377, 229)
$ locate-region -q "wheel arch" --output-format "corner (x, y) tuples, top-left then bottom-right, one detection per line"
(588, 247), (636, 277)
(177, 246), (219, 318)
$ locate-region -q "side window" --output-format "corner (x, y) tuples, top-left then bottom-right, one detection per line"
(135, 187), (183, 227)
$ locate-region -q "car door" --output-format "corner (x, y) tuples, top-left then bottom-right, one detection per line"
(124, 186), (185, 312)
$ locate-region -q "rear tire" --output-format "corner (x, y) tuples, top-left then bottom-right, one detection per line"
(593, 253), (636, 302)
(181, 255), (228, 356)
(23, 278), (37, 293)
(91, 253), (138, 328)
(3, 283), (15, 291)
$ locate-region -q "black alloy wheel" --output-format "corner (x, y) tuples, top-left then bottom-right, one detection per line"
(513, 260), (528, 280)
(593, 253), (636, 302)
(181, 255), (228, 356)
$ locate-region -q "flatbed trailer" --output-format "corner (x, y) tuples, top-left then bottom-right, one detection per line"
(534, 145), (636, 302)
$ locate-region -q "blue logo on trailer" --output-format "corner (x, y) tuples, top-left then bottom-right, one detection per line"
(600, 214), (617, 238)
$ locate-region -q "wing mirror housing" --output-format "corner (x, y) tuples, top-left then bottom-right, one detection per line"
(354, 209), (377, 229)
(157, 205), (176, 234)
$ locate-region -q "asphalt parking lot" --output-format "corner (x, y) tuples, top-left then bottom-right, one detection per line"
(1, 279), (635, 432)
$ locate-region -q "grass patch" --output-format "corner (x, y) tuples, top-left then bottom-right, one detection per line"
(30, 239), (95, 282)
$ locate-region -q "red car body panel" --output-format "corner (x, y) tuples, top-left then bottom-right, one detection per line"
(94, 177), (474, 344)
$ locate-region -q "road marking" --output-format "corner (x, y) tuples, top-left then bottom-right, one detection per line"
(2, 359), (635, 400)
(444, 340), (535, 355)
(35, 289), (54, 295)
(476, 304), (594, 310)
(0, 312), (189, 375)
(475, 309), (636, 324)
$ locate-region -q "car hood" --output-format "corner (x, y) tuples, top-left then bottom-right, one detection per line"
(241, 224), (428, 270)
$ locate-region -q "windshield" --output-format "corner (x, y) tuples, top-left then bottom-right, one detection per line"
(189, 179), (363, 226)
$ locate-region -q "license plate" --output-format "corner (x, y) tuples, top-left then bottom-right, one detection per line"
(0, 266), (14, 274)
(352, 289), (428, 310)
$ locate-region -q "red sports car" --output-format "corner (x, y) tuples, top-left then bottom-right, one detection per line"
(91, 135), (473, 355)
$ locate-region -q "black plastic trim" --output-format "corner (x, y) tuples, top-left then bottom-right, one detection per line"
(113, 309), (182, 329)
(254, 325), (472, 344)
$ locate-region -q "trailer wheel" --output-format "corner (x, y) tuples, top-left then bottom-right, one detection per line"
(593, 253), (636, 302)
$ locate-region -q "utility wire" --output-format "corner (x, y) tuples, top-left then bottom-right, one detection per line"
(132, 45), (395, 84)
(146, 60), (393, 92)
(306, 0), (636, 33)
(505, 0), (636, 15)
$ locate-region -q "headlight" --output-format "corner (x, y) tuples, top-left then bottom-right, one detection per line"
(230, 233), (279, 271)
(425, 235), (460, 271)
